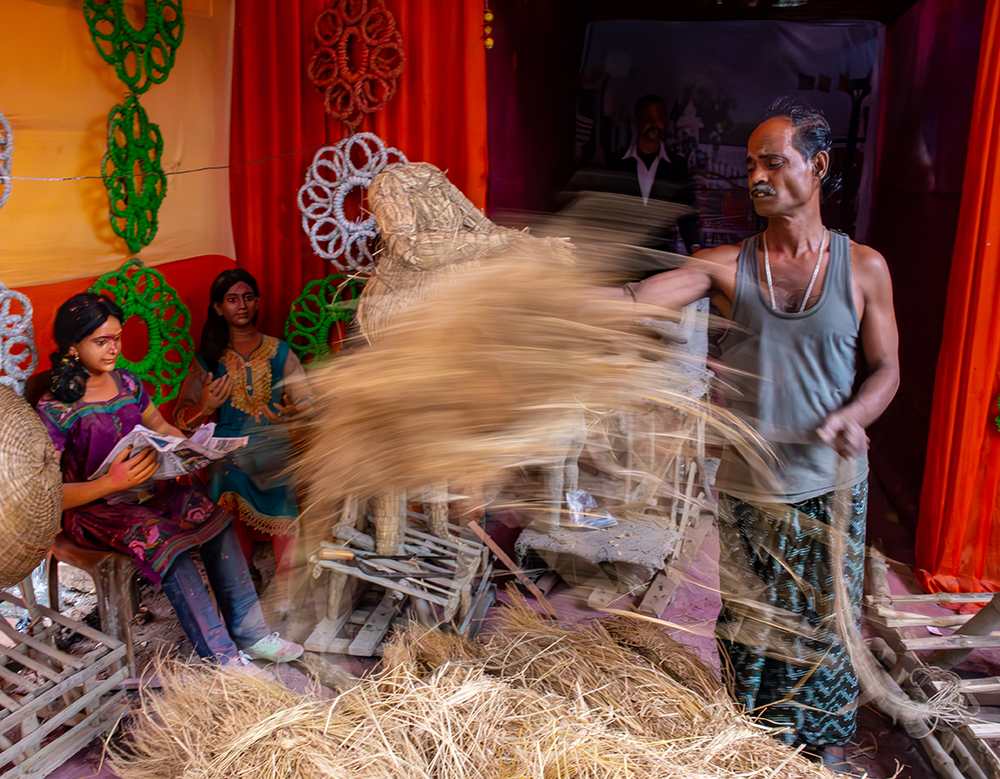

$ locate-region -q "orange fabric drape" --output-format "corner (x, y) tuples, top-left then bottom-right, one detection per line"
(916, 0), (1000, 596)
(230, 0), (488, 339)
(0, 0), (236, 287)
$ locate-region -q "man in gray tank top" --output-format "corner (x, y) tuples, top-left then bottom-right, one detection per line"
(617, 98), (899, 769)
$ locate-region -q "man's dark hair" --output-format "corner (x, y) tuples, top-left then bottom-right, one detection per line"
(634, 94), (666, 116)
(763, 97), (832, 161)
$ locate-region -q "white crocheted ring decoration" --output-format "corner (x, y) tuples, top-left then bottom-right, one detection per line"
(0, 284), (38, 396)
(297, 132), (406, 272)
(0, 110), (12, 209)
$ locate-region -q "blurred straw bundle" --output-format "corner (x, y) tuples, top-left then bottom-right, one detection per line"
(111, 601), (839, 779)
(295, 242), (770, 532)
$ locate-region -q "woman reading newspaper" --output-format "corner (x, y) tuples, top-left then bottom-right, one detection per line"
(35, 292), (302, 667)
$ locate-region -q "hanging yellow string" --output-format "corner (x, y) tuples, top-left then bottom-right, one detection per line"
(483, 3), (494, 50)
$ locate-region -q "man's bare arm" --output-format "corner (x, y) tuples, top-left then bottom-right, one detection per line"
(607, 245), (735, 310)
(817, 245), (899, 456)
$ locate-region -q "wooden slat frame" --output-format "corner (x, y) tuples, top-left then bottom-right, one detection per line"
(0, 620), (83, 670)
(870, 606), (975, 629)
(0, 588), (129, 777)
(0, 639), (70, 681)
(0, 667), (128, 768)
(0, 591), (123, 651)
(862, 555), (1000, 779)
(348, 592), (402, 656)
(311, 559), (450, 607)
(898, 635), (1000, 653)
(8, 691), (127, 779)
(0, 645), (126, 736)
(865, 592), (996, 606)
(3, 687), (128, 778)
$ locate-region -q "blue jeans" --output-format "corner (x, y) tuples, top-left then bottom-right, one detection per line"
(160, 522), (269, 662)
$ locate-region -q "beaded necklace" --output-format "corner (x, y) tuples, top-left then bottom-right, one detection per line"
(762, 229), (828, 313)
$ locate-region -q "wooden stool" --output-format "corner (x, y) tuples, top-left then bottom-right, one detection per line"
(46, 533), (139, 673)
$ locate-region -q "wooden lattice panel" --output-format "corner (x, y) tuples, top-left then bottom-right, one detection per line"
(306, 517), (492, 656)
(0, 589), (129, 778)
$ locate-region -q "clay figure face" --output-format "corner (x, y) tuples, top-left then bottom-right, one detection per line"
(635, 101), (668, 151)
(213, 281), (259, 329)
(71, 317), (122, 377)
(746, 116), (827, 218)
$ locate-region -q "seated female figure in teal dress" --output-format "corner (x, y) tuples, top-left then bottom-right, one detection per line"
(36, 292), (302, 666)
(175, 269), (311, 605)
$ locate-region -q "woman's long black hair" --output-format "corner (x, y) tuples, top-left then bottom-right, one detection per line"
(49, 292), (125, 404)
(199, 269), (261, 370)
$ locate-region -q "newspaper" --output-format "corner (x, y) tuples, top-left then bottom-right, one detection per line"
(89, 423), (248, 505)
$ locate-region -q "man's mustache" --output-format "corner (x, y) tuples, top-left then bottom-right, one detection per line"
(751, 185), (776, 197)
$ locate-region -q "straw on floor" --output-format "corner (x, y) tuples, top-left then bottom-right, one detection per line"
(111, 599), (841, 779)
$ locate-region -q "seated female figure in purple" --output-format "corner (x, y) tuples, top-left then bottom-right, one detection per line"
(35, 292), (301, 667)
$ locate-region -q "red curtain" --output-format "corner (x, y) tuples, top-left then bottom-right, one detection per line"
(229, 0), (488, 339)
(916, 0), (1000, 596)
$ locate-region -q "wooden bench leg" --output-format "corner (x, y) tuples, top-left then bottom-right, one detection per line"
(111, 556), (138, 674)
(89, 556), (138, 675)
(46, 553), (60, 612)
(46, 536), (139, 675)
(93, 557), (117, 644)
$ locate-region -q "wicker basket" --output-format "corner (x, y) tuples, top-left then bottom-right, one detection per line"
(0, 384), (62, 589)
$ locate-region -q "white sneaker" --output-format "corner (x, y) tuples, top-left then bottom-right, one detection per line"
(222, 650), (273, 680)
(243, 632), (304, 663)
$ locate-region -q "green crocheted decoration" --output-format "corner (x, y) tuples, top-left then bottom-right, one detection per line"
(102, 95), (167, 253)
(284, 274), (366, 364)
(89, 259), (193, 405)
(83, 0), (185, 94)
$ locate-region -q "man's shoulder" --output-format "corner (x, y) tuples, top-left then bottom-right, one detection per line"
(688, 242), (742, 293)
(846, 238), (895, 317)
(847, 238), (891, 283)
(692, 242), (741, 267)
(848, 238), (884, 260)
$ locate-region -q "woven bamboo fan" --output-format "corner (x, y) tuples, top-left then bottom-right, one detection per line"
(0, 384), (62, 589)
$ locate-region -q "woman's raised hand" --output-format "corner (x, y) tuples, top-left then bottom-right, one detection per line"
(200, 372), (232, 414)
(260, 391), (310, 424)
(106, 446), (159, 490)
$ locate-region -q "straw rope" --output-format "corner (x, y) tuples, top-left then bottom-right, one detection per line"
(297, 132), (407, 271)
(102, 95), (167, 253)
(89, 259), (194, 405)
(0, 108), (12, 210)
(307, 0), (405, 128)
(0, 281), (39, 396)
(284, 273), (365, 363)
(83, 0), (184, 95)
